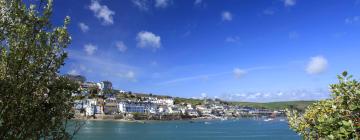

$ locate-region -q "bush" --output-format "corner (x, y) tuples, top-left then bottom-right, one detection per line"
(287, 71), (360, 139)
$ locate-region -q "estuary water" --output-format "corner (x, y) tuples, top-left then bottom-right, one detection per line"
(74, 119), (300, 140)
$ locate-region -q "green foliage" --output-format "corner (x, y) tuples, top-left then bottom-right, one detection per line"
(72, 95), (85, 101)
(174, 97), (204, 105)
(287, 71), (360, 139)
(230, 101), (315, 111)
(0, 0), (82, 139)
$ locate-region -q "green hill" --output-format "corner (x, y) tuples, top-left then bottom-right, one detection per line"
(228, 100), (316, 111)
(115, 91), (315, 111)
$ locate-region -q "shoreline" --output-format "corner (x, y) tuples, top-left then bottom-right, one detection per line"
(72, 116), (285, 123)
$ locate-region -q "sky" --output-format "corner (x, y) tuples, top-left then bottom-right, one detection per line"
(48, 0), (360, 102)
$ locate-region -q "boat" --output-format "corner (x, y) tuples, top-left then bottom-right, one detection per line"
(264, 118), (274, 122)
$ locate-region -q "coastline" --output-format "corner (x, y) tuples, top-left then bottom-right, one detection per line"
(72, 114), (278, 123)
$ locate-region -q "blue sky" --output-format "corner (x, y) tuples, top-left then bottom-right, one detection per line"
(51, 0), (360, 102)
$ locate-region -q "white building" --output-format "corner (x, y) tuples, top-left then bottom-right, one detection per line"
(149, 97), (174, 106)
(83, 99), (98, 116)
(119, 90), (127, 94)
(118, 101), (157, 114)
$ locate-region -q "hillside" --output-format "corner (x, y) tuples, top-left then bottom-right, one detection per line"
(114, 91), (316, 111)
(228, 100), (316, 111)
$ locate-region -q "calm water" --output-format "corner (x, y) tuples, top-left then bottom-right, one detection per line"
(74, 119), (300, 140)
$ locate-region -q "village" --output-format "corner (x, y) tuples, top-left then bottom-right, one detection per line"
(71, 78), (286, 121)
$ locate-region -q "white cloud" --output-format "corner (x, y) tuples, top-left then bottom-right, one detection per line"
(68, 69), (79, 75)
(233, 68), (246, 79)
(194, 0), (202, 5)
(84, 44), (97, 55)
(116, 41), (127, 53)
(136, 31), (161, 51)
(222, 11), (233, 21)
(155, 0), (171, 8)
(89, 0), (115, 25)
(306, 56), (328, 75)
(284, 0), (296, 7)
(225, 36), (240, 43)
(345, 16), (360, 24)
(78, 22), (89, 32)
(132, 0), (150, 11)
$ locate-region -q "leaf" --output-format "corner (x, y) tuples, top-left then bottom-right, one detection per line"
(342, 71), (348, 77)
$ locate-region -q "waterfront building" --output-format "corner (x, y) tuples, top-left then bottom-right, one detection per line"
(83, 99), (98, 116)
(73, 100), (84, 110)
(104, 98), (118, 114)
(186, 109), (199, 117)
(198, 108), (212, 116)
(118, 101), (157, 114)
(170, 106), (181, 114)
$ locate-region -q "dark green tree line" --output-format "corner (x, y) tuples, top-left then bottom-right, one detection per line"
(0, 0), (82, 139)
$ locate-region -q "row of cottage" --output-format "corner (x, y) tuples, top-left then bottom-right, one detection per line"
(72, 81), (283, 118)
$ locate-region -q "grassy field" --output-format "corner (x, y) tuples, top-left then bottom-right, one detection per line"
(228, 100), (316, 111)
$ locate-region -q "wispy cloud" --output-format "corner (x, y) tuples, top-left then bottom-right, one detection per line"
(157, 72), (226, 85)
(89, 0), (115, 25)
(345, 16), (360, 24)
(225, 36), (240, 43)
(233, 68), (246, 79)
(221, 88), (329, 102)
(132, 0), (150, 11)
(78, 22), (89, 32)
(68, 50), (138, 81)
(115, 41), (127, 53)
(155, 0), (171, 8)
(84, 44), (97, 55)
(222, 11), (233, 21)
(194, 0), (202, 5)
(117, 71), (137, 82)
(157, 66), (275, 85)
(68, 69), (79, 75)
(284, 0), (296, 7)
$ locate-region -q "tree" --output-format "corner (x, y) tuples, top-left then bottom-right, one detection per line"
(287, 71), (360, 139)
(0, 0), (82, 139)
(88, 85), (99, 97)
